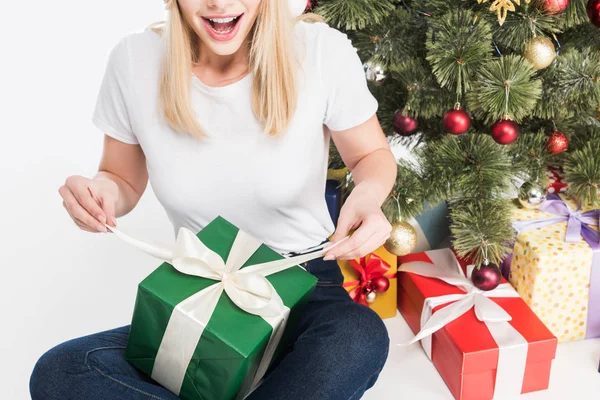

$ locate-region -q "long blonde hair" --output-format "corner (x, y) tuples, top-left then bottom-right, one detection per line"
(148, 0), (324, 140)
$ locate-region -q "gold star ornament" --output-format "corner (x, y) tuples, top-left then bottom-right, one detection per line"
(478, 0), (531, 25)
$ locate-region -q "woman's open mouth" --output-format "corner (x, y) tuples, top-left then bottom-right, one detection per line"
(201, 14), (244, 42)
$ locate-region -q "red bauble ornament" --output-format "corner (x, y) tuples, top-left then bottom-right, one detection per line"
(491, 118), (519, 144)
(393, 108), (418, 136)
(588, 0), (600, 27)
(536, 0), (570, 15)
(370, 276), (390, 293)
(546, 130), (569, 155)
(471, 263), (502, 291)
(443, 106), (471, 135)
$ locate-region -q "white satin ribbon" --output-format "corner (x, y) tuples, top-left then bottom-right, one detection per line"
(105, 223), (348, 398)
(398, 249), (528, 399)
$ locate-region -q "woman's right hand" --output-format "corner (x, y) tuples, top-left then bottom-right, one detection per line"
(58, 175), (119, 233)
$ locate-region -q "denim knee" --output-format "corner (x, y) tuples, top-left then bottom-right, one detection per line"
(337, 303), (390, 371)
(29, 340), (88, 399)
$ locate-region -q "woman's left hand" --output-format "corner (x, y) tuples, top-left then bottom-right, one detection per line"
(323, 183), (392, 261)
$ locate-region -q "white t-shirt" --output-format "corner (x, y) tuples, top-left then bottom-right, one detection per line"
(91, 21), (378, 255)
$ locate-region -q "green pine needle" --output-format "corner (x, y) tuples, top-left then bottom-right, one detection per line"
(466, 54), (542, 123)
(564, 141), (600, 207)
(426, 8), (493, 96)
(351, 7), (427, 65)
(450, 198), (515, 266)
(381, 161), (425, 222)
(508, 129), (553, 183)
(492, 4), (560, 52)
(314, 0), (398, 31)
(418, 133), (515, 201)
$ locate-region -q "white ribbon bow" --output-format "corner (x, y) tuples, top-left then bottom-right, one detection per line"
(398, 249), (529, 399)
(105, 223), (347, 398)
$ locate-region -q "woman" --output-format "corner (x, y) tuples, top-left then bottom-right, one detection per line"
(30, 0), (397, 398)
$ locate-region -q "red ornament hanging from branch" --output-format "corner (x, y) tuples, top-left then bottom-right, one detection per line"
(443, 103), (471, 135)
(491, 117), (520, 144)
(588, 0), (600, 27)
(535, 0), (570, 15)
(491, 81), (519, 144)
(393, 108), (419, 136)
(546, 130), (569, 155)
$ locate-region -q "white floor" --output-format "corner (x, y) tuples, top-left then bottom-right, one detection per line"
(363, 311), (600, 399)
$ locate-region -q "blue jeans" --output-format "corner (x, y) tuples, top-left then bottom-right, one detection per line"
(29, 258), (390, 399)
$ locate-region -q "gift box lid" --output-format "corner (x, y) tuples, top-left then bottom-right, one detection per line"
(136, 216), (318, 358)
(398, 250), (558, 374)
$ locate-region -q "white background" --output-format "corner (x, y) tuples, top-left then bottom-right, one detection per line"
(2, 1), (600, 399)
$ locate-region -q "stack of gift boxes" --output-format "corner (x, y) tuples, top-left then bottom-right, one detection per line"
(391, 165), (600, 398)
(329, 169), (596, 398)
(107, 165), (597, 400)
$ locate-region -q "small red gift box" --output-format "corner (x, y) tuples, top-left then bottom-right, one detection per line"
(398, 249), (557, 400)
(546, 165), (568, 194)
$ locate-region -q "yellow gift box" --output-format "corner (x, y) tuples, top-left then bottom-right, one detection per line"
(508, 195), (599, 343)
(337, 246), (397, 319)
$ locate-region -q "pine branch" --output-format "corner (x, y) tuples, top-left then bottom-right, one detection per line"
(350, 7), (428, 66)
(492, 3), (561, 52)
(450, 197), (515, 266)
(569, 125), (600, 152)
(314, 0), (398, 31)
(558, 0), (590, 28)
(418, 133), (515, 202)
(381, 161), (426, 222)
(388, 58), (454, 119)
(508, 128), (553, 182)
(426, 8), (494, 97)
(560, 22), (600, 49)
(564, 141), (600, 207)
(550, 47), (600, 117)
(466, 54), (542, 123)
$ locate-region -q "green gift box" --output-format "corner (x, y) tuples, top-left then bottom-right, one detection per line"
(110, 216), (319, 400)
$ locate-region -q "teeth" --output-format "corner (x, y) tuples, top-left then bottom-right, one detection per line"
(208, 16), (237, 23)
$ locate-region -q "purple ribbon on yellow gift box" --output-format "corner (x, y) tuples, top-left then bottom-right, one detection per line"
(503, 193), (600, 339)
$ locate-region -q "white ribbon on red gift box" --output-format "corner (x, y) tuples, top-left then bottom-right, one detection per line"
(104, 223), (347, 399)
(398, 249), (529, 399)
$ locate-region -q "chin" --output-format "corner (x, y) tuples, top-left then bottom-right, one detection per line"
(203, 40), (245, 56)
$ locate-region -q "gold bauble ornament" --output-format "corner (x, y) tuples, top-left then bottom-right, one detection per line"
(384, 221), (418, 256)
(523, 36), (556, 70)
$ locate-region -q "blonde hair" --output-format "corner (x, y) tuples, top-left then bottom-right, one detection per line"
(148, 1), (324, 140)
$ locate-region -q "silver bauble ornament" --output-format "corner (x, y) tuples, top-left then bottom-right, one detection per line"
(364, 61), (386, 85)
(518, 181), (547, 209)
(366, 291), (377, 304)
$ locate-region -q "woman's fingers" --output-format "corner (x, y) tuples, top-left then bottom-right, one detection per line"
(72, 183), (108, 225)
(325, 214), (392, 260)
(91, 186), (117, 227)
(60, 186), (107, 232)
(70, 213), (99, 233)
(337, 230), (390, 261)
(325, 215), (376, 260)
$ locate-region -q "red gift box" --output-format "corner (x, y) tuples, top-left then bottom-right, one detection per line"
(546, 165), (568, 194)
(397, 249), (557, 400)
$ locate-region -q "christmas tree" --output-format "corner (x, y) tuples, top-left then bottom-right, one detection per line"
(314, 0), (600, 267)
